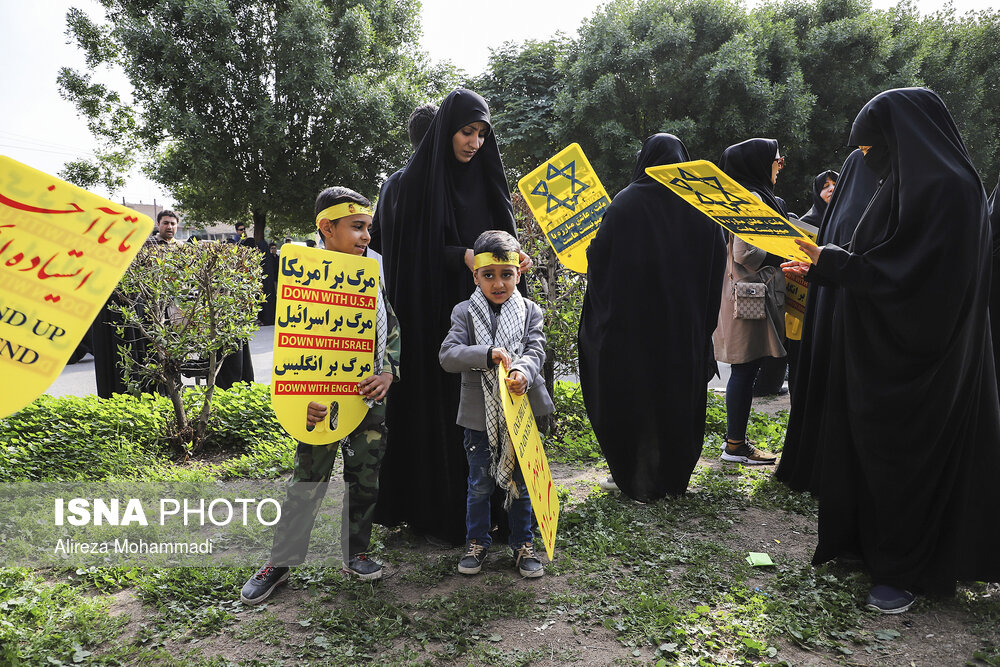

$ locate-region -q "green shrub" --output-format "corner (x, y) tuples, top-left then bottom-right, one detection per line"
(0, 393), (170, 481)
(0, 384), (295, 482)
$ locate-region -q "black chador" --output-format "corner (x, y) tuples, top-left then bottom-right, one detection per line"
(804, 88), (1000, 594)
(796, 169), (839, 230)
(776, 150), (878, 493)
(578, 134), (726, 501)
(372, 89), (517, 544)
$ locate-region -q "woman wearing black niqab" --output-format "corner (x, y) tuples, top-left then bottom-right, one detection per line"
(776, 150), (879, 494)
(373, 89), (523, 544)
(783, 87), (1000, 610)
(578, 134), (727, 501)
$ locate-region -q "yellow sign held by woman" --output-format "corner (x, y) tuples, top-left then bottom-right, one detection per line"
(271, 244), (379, 444)
(645, 160), (815, 262)
(517, 144), (609, 274)
(498, 365), (559, 560)
(0, 156), (153, 418)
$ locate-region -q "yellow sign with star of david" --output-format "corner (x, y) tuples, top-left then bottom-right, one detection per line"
(645, 160), (815, 262)
(517, 143), (610, 273)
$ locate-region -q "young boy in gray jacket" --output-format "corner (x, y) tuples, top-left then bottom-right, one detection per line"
(439, 230), (554, 578)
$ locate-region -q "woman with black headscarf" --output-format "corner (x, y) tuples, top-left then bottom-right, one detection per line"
(776, 150), (879, 494)
(782, 88), (1000, 611)
(578, 134), (727, 501)
(713, 138), (787, 465)
(796, 170), (839, 232)
(373, 89), (528, 544)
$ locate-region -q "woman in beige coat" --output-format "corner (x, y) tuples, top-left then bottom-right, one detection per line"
(713, 138), (787, 465)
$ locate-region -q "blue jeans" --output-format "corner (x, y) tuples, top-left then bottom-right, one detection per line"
(464, 428), (533, 549)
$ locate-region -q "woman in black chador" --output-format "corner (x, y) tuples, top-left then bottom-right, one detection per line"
(372, 89), (527, 544)
(782, 88), (1000, 612)
(796, 169), (839, 233)
(988, 173), (1000, 391)
(579, 134), (726, 501)
(776, 150), (879, 494)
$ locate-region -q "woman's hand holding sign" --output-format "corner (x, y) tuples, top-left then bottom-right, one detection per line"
(781, 238), (822, 278)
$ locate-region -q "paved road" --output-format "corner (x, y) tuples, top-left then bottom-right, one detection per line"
(45, 326), (279, 398)
(44, 325), (748, 399)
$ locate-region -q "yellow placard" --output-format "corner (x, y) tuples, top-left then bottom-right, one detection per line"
(783, 222), (816, 340)
(517, 143), (610, 274)
(271, 245), (379, 444)
(645, 160), (814, 262)
(498, 365), (559, 560)
(0, 155), (153, 418)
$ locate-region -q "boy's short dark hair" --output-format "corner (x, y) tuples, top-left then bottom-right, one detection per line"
(473, 230), (521, 262)
(157, 209), (178, 223)
(314, 187), (371, 218)
(235, 222), (246, 231)
(408, 104), (438, 149)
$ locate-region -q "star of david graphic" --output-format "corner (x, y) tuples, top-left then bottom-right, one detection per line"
(670, 168), (753, 214)
(531, 160), (591, 213)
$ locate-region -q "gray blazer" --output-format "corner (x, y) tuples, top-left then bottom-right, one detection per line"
(439, 298), (554, 430)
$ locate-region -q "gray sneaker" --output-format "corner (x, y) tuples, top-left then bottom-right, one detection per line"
(866, 585), (915, 614)
(513, 542), (545, 578)
(458, 540), (488, 575)
(342, 554), (383, 580)
(240, 561), (289, 605)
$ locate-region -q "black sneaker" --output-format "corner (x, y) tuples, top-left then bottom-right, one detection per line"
(721, 441), (777, 465)
(343, 554), (383, 580)
(240, 561), (289, 605)
(866, 585), (915, 614)
(513, 542), (545, 578)
(458, 540), (488, 575)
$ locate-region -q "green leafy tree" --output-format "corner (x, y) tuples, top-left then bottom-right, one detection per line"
(474, 38), (570, 185)
(113, 242), (263, 456)
(556, 0), (814, 197)
(60, 0), (445, 237)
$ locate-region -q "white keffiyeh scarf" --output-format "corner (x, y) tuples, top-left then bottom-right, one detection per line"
(469, 288), (527, 506)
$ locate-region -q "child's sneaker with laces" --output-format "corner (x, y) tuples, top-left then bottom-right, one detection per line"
(240, 561), (289, 605)
(513, 542), (544, 578)
(342, 553), (383, 580)
(721, 440), (777, 465)
(458, 540), (488, 575)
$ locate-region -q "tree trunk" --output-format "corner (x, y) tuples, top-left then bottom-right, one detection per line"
(252, 208), (267, 245)
(193, 350), (219, 453)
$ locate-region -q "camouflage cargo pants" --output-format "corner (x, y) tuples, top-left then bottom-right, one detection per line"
(270, 404), (387, 566)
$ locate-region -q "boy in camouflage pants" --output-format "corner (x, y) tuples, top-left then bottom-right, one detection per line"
(241, 187), (400, 604)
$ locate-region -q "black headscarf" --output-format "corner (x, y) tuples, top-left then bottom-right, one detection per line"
(579, 134), (727, 501)
(372, 89), (517, 543)
(806, 88), (1000, 593)
(776, 150), (878, 493)
(718, 138), (787, 217)
(797, 170), (839, 229)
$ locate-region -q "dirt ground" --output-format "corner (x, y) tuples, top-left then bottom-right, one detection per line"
(95, 391), (999, 666)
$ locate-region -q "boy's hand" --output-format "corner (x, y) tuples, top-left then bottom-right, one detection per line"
(306, 401), (327, 427)
(505, 370), (528, 396)
(359, 373), (392, 401)
(491, 347), (512, 370)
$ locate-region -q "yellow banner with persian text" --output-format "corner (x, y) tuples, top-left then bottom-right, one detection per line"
(0, 156), (153, 418)
(645, 160), (815, 263)
(517, 143), (609, 274)
(499, 365), (559, 560)
(271, 245), (379, 444)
